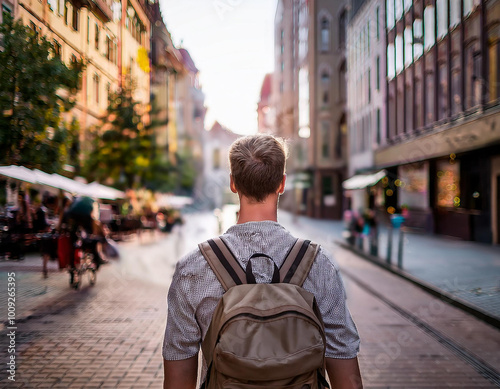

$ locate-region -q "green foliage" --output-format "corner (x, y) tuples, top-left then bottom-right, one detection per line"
(0, 15), (84, 172)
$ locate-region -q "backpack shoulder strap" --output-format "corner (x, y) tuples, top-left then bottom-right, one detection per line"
(279, 239), (320, 286)
(198, 237), (246, 291)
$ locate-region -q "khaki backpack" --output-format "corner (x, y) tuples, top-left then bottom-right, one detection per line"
(198, 237), (330, 389)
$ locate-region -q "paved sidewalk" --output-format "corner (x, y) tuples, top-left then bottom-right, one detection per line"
(0, 256), (168, 388)
(277, 210), (500, 325)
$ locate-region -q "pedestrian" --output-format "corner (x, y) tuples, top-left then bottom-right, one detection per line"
(162, 134), (362, 388)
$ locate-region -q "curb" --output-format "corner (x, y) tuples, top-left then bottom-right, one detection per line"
(335, 240), (500, 330)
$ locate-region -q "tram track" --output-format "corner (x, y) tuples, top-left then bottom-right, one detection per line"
(341, 266), (500, 387)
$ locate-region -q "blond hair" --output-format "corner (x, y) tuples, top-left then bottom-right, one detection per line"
(229, 134), (287, 202)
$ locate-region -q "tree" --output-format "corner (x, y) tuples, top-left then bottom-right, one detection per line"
(0, 15), (84, 172)
(84, 74), (155, 190)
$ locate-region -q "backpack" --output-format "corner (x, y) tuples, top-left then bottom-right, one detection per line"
(198, 237), (330, 389)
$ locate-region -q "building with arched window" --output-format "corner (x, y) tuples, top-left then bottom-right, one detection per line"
(273, 0), (349, 220)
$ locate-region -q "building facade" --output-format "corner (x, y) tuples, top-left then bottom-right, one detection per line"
(201, 121), (240, 210)
(345, 0), (387, 213)
(274, 0), (349, 220)
(14, 0), (150, 159)
(375, 0), (500, 244)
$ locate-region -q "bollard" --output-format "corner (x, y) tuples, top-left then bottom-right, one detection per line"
(397, 227), (404, 269)
(370, 230), (379, 257)
(386, 226), (393, 264)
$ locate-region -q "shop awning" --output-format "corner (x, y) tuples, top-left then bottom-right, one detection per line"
(342, 170), (386, 190)
(0, 165), (38, 184)
(0, 165), (125, 200)
(87, 182), (126, 200)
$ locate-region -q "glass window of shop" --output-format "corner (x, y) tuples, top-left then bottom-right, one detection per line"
(398, 162), (429, 210)
(387, 0), (395, 30)
(436, 159), (460, 208)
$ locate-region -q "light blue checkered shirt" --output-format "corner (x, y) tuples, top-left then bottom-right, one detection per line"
(163, 221), (360, 374)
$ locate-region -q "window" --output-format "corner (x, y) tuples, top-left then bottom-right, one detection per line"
(424, 6), (435, 50)
(321, 70), (330, 84)
(465, 44), (481, 109)
(87, 16), (90, 43)
(53, 40), (62, 58)
(464, 0), (475, 17)
(72, 7), (79, 31)
(376, 108), (381, 144)
(48, 0), (56, 11)
(488, 25), (500, 102)
(339, 10), (347, 49)
(323, 92), (329, 104)
(368, 68), (371, 103)
(395, 0), (403, 21)
(437, 0), (448, 39)
(95, 23), (99, 50)
(404, 0), (412, 12)
(58, 0), (64, 15)
(367, 21), (370, 53)
(105, 36), (112, 61)
(404, 27), (413, 67)
(339, 61), (346, 102)
(2, 4), (12, 22)
(376, 7), (380, 40)
(376, 56), (380, 90)
(93, 73), (100, 104)
(413, 18), (424, 59)
(29, 21), (39, 39)
(387, 0), (395, 29)
(335, 119), (347, 158)
(387, 43), (396, 79)
(450, 0), (460, 29)
(321, 121), (330, 159)
(320, 18), (330, 52)
(64, 2), (69, 25)
(106, 82), (111, 103)
(281, 61), (284, 72)
(395, 34), (404, 74)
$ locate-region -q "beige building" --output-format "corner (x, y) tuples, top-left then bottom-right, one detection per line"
(274, 0), (349, 220)
(15, 0), (150, 158)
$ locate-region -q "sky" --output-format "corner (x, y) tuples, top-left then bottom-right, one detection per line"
(160, 0), (278, 135)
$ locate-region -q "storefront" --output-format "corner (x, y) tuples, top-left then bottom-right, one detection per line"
(432, 149), (494, 243)
(397, 162), (432, 231)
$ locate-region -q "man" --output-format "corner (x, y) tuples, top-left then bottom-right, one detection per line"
(163, 134), (362, 388)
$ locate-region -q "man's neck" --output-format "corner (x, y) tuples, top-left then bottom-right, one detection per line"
(237, 195), (279, 224)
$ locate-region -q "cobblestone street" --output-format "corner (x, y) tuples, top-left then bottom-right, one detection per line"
(0, 211), (499, 388)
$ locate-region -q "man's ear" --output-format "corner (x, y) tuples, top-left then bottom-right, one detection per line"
(230, 174), (238, 194)
(278, 174), (286, 195)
